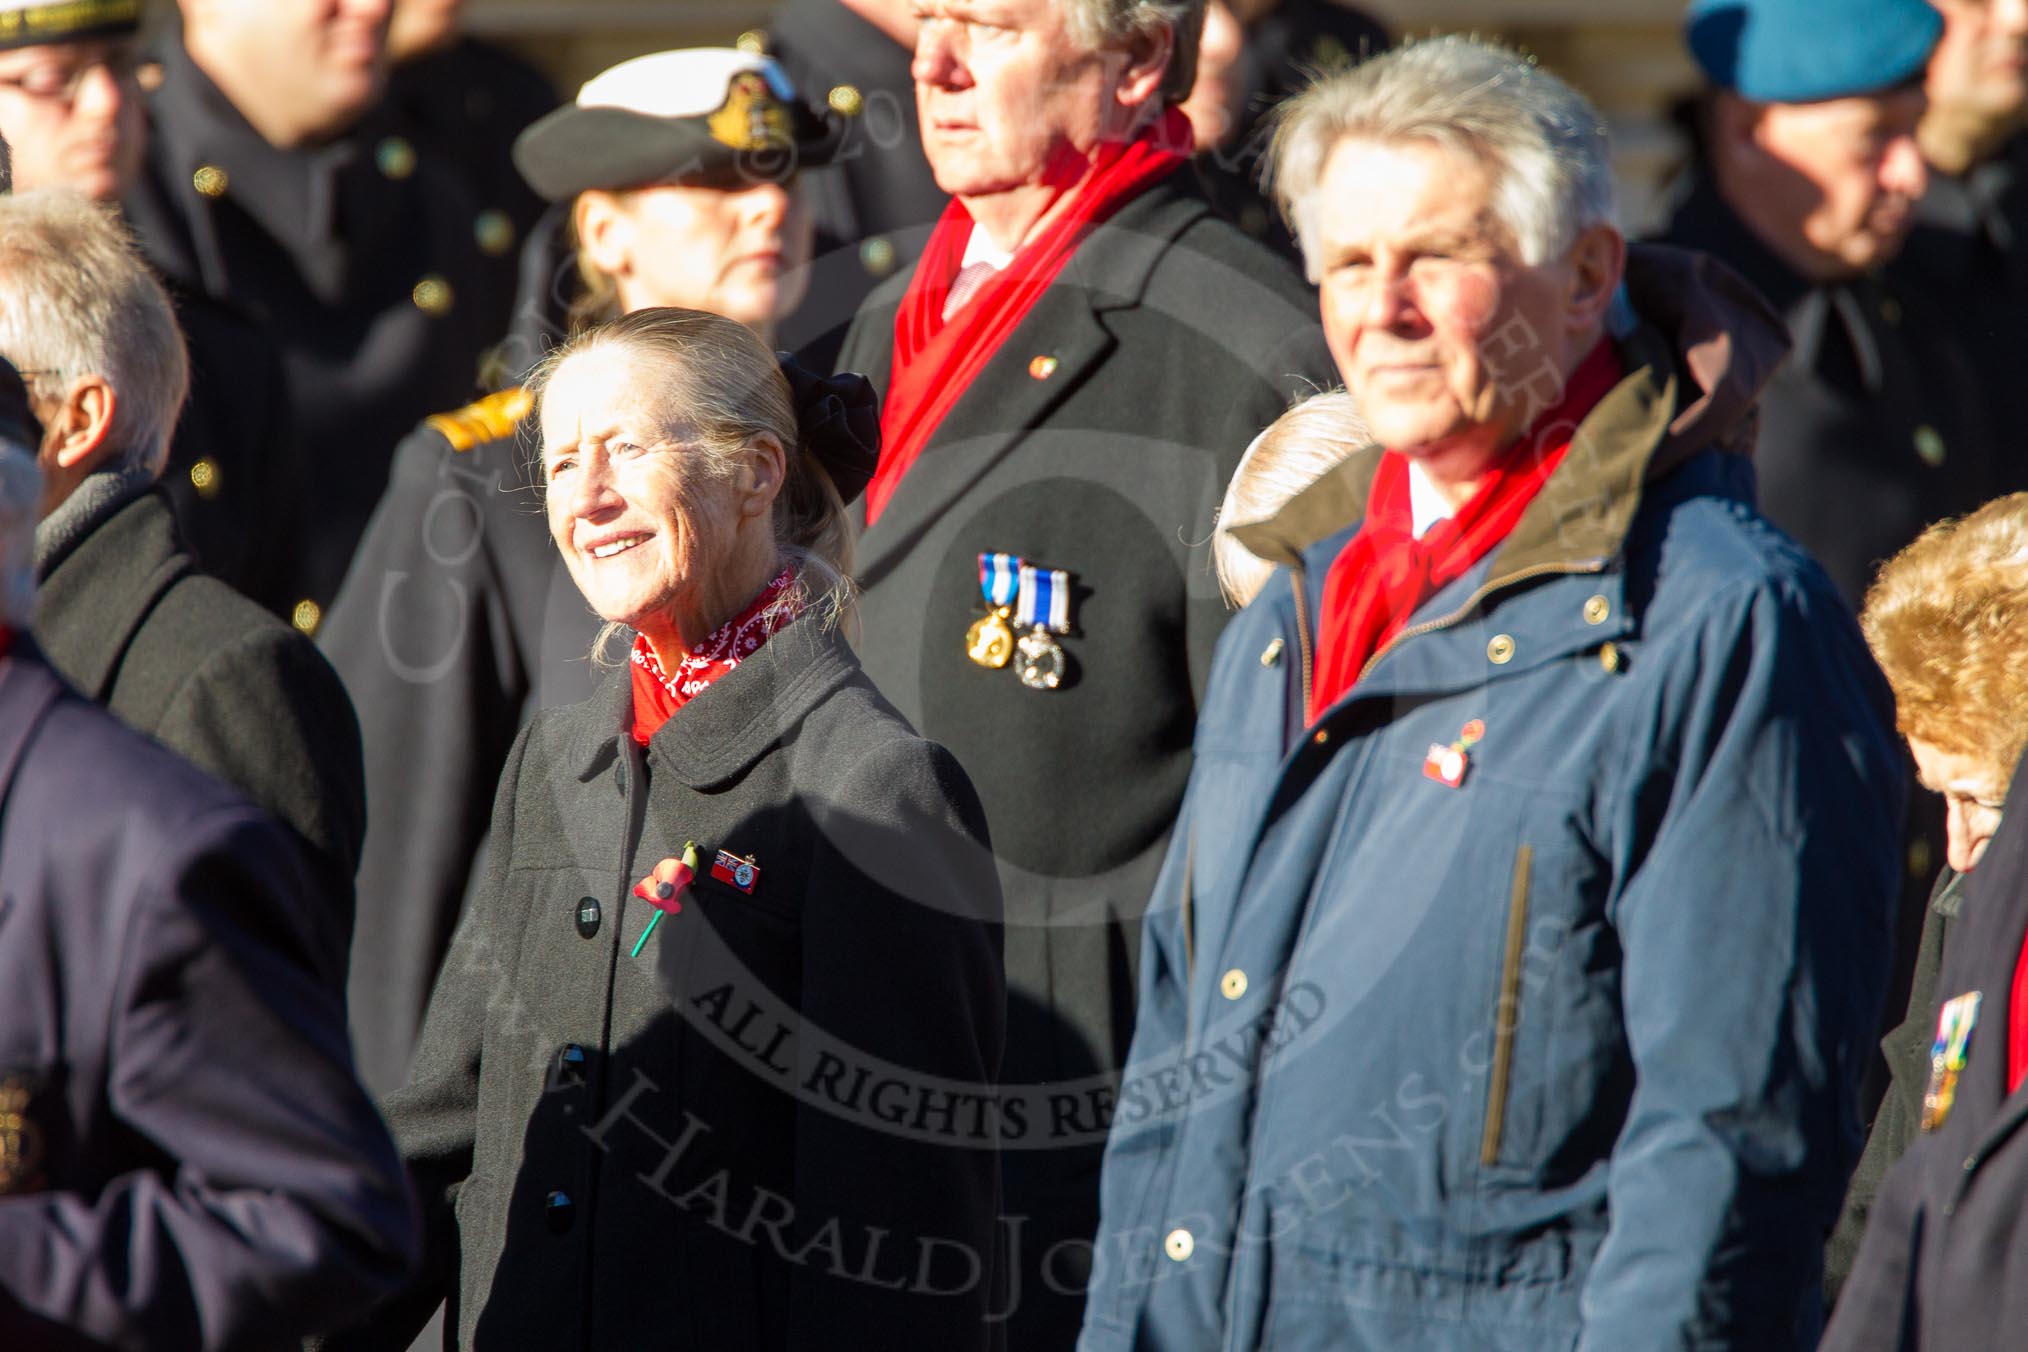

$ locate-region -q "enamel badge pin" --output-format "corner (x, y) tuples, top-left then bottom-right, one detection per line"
(1922, 990), (1982, 1132)
(711, 850), (761, 894)
(1423, 718), (1485, 789)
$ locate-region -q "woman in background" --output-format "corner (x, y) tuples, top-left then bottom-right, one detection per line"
(1826, 491), (2028, 1301)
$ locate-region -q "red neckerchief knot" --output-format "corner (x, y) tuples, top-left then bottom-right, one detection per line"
(629, 567), (801, 745)
(1309, 339), (1624, 722)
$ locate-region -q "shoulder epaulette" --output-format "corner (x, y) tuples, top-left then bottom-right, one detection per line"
(426, 386), (534, 452)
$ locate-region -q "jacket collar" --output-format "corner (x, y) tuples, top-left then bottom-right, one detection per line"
(32, 491), (192, 702)
(1229, 243), (1788, 587)
(852, 173), (1212, 582)
(1665, 171), (1896, 390)
(33, 462), (153, 579)
(565, 616), (862, 789)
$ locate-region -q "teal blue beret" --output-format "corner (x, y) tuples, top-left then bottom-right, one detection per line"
(1686, 0), (1942, 102)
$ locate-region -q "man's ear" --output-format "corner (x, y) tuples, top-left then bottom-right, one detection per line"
(1565, 224), (1627, 333)
(1112, 22), (1175, 117)
(48, 376), (117, 473)
(577, 192), (634, 280)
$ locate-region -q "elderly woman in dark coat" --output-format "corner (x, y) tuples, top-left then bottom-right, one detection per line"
(1825, 491), (2028, 1303)
(326, 309), (1005, 1351)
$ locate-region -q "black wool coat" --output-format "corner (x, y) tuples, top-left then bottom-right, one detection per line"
(319, 392), (601, 1093)
(0, 641), (417, 1350)
(765, 0), (949, 371)
(1825, 868), (1961, 1304)
(835, 171), (1333, 1344)
(125, 38), (512, 610)
(35, 489), (364, 987)
(1822, 745), (2028, 1350)
(324, 619), (1006, 1352)
(1656, 174), (2002, 609)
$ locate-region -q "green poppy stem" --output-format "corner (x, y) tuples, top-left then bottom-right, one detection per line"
(630, 910), (662, 959)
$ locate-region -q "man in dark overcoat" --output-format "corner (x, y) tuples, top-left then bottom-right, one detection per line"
(125, 0), (511, 621)
(0, 0), (290, 607)
(0, 381), (420, 1350)
(382, 0), (554, 310)
(763, 0), (951, 371)
(1658, 0), (1998, 611)
(833, 0), (1334, 1342)
(1822, 736), (2028, 1349)
(0, 188), (363, 985)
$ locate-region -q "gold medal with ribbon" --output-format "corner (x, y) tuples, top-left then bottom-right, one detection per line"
(967, 553), (1021, 669)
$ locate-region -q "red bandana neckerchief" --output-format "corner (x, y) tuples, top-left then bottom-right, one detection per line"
(864, 107), (1195, 524)
(1309, 340), (1623, 722)
(630, 567), (801, 746)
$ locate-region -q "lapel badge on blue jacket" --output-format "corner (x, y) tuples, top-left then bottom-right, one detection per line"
(0, 1073), (48, 1195)
(1922, 989), (1983, 1131)
(711, 849), (761, 894)
(965, 552), (1074, 690)
(1423, 718), (1485, 789)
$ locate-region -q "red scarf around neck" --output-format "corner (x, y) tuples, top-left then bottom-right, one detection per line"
(630, 568), (800, 745)
(863, 107), (1195, 524)
(1309, 340), (1623, 721)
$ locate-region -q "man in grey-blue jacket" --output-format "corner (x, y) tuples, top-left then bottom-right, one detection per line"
(1081, 38), (1904, 1351)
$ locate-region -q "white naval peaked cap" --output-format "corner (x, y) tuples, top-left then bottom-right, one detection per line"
(513, 46), (838, 203)
(576, 48), (801, 118)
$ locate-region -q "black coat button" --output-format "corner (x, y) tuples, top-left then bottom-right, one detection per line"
(575, 896), (601, 939)
(545, 1190), (574, 1233)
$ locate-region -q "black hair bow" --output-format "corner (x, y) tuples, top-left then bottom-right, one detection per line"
(777, 352), (881, 505)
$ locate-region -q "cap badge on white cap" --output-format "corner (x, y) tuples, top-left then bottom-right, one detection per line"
(708, 71), (793, 152)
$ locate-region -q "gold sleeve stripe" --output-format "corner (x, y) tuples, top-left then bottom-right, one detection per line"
(425, 387), (535, 453)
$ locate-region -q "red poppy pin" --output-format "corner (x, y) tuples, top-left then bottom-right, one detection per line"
(630, 841), (698, 956)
